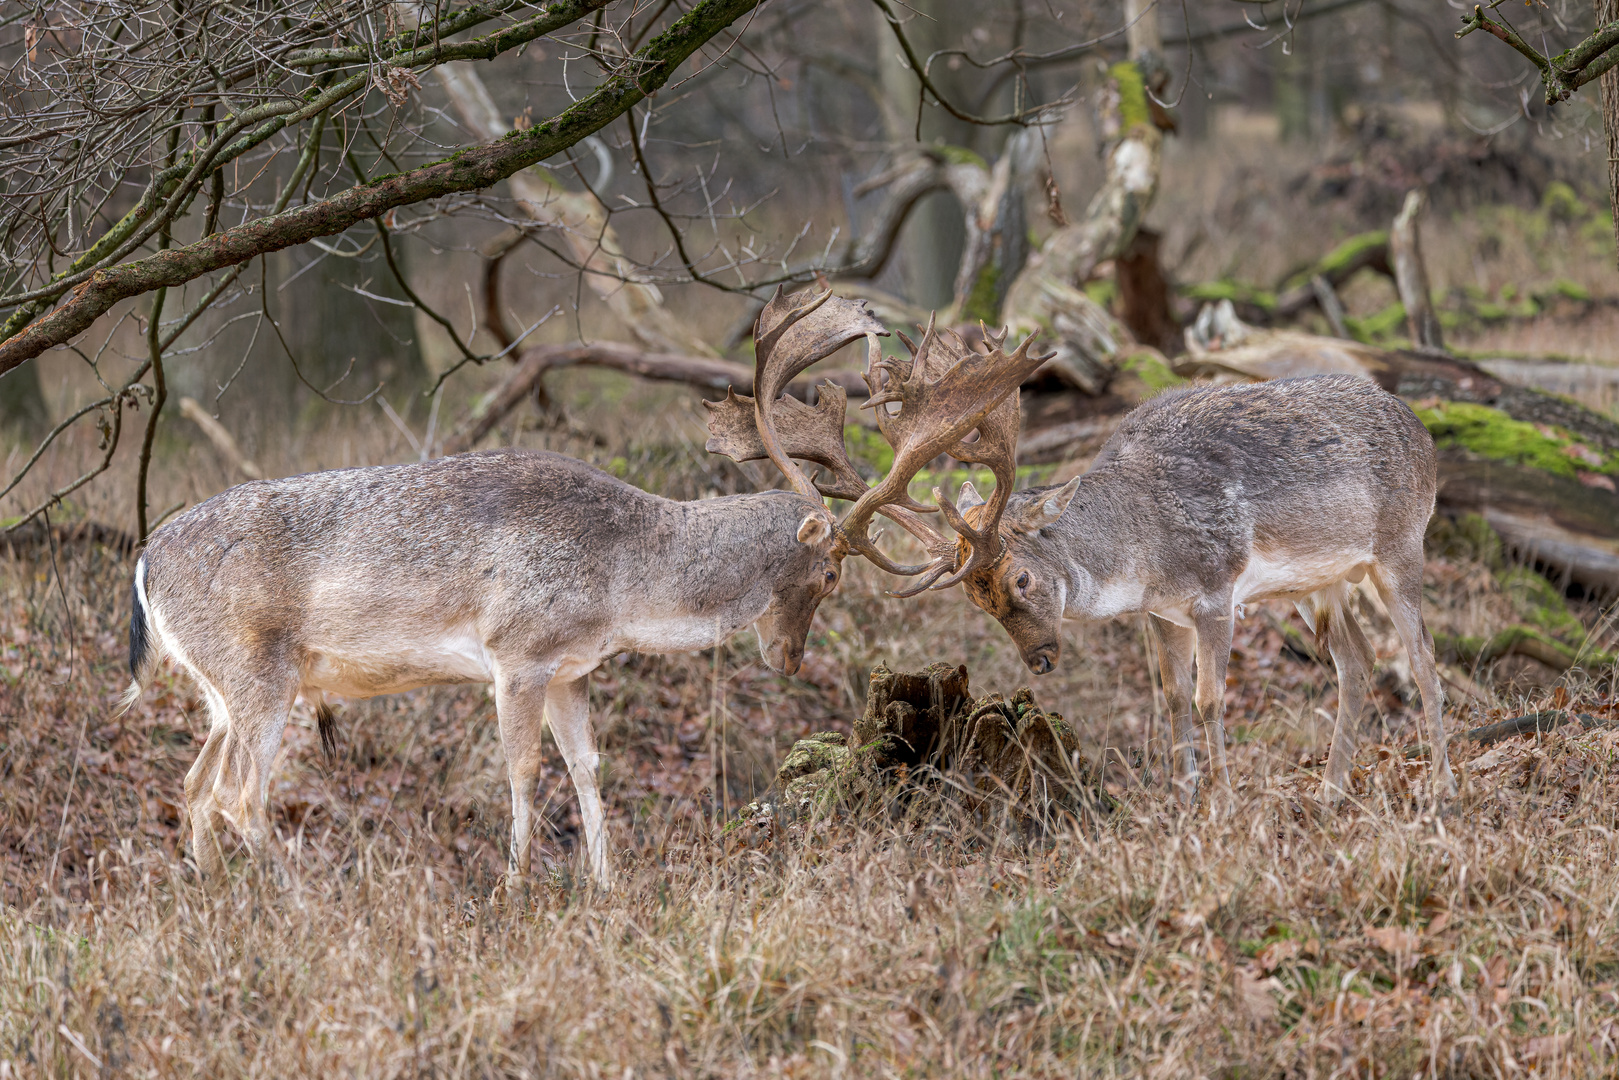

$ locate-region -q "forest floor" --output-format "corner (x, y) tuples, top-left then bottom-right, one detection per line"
(4, 416), (1619, 1077)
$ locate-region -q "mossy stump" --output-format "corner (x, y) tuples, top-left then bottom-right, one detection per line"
(774, 664), (1113, 822)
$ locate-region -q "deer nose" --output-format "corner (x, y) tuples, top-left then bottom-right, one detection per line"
(1025, 649), (1055, 675)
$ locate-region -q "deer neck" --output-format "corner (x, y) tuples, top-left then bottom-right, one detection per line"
(613, 493), (810, 648)
(1042, 467), (1153, 621)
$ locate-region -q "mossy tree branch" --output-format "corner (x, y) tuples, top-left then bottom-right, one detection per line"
(0, 0), (761, 378)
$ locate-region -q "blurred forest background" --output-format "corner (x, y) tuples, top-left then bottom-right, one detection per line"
(3, 0), (1618, 529)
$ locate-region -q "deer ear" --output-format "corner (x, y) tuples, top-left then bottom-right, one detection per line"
(956, 481), (986, 512)
(796, 513), (832, 545)
(1017, 476), (1081, 532)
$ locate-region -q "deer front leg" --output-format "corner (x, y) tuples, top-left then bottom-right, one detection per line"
(544, 674), (611, 888)
(493, 664), (558, 887)
(1148, 615), (1200, 805)
(1192, 603), (1235, 792)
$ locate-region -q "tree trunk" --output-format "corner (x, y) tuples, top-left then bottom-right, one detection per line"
(1390, 189), (1445, 353)
(1115, 228), (1180, 353)
(1601, 0), (1619, 268)
(431, 66), (720, 358)
(0, 361), (48, 445)
(873, 0), (974, 310)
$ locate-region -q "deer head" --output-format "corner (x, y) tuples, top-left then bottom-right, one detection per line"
(705, 289), (1050, 642)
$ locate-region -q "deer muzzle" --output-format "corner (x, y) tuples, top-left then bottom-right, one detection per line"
(1023, 643), (1059, 676)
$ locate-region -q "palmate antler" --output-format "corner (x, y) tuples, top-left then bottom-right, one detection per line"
(704, 287), (1049, 588)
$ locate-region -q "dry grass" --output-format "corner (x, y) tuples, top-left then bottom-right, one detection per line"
(5, 416), (1619, 1078)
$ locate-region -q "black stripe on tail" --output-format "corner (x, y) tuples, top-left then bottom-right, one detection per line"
(317, 703), (339, 765)
(128, 574), (151, 680)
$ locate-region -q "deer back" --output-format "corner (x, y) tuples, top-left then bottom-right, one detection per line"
(141, 449), (828, 686)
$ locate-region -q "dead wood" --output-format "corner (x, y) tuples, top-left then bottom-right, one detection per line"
(1390, 189), (1444, 352)
(2, 519), (137, 557)
(442, 342), (871, 455)
(1116, 228), (1181, 353)
(775, 663), (1110, 822)
(178, 397), (262, 480)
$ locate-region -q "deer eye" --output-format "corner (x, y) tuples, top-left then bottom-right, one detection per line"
(1015, 571), (1030, 591)
(825, 569), (838, 585)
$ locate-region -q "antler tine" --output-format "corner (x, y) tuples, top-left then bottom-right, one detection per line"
(705, 288), (886, 505)
(930, 328), (1054, 588)
(838, 318), (1049, 580)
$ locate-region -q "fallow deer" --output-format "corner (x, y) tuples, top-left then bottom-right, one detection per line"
(123, 289), (1045, 889)
(906, 354), (1452, 803)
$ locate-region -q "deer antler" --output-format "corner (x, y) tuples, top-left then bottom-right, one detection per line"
(703, 287), (883, 500)
(705, 290), (1047, 585)
(847, 317), (1050, 591)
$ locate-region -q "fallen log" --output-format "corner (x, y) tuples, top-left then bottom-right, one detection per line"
(442, 342), (871, 455)
(1, 518), (137, 557)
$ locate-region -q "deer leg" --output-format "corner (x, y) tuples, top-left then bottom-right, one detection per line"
(185, 668), (296, 887)
(183, 682), (233, 888)
(1192, 604), (1235, 792)
(1316, 585), (1376, 804)
(492, 664), (556, 885)
(1371, 552), (1454, 797)
(544, 674), (611, 888)
(1148, 615), (1200, 804)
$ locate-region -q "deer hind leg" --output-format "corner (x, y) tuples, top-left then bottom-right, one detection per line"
(1149, 615), (1200, 804)
(183, 682), (233, 887)
(545, 674), (611, 888)
(1192, 602), (1236, 793)
(1307, 583), (1377, 804)
(1371, 551), (1454, 797)
(183, 667), (297, 887)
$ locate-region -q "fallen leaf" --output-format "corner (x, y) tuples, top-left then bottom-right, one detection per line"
(1257, 938), (1301, 972)
(1235, 965), (1279, 1022)
(1366, 926), (1421, 954)
(1522, 1033), (1569, 1061)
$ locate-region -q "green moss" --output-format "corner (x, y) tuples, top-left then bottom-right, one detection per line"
(1412, 400), (1615, 477)
(933, 144), (988, 170)
(1109, 61), (1150, 131)
(776, 732), (851, 783)
(1280, 230), (1389, 292)
(1538, 278), (1591, 303)
(1344, 302), (1406, 344)
(961, 261), (1002, 325)
(1540, 180), (1589, 222)
(1318, 230), (1389, 275)
(1117, 351), (1184, 393)
(1182, 280), (1276, 310)
(1083, 277), (1117, 310)
(1499, 567), (1586, 643)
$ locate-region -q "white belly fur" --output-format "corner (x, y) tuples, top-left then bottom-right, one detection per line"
(303, 629), (494, 697)
(1233, 549), (1372, 607)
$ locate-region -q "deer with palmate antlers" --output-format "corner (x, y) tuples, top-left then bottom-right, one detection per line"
(885, 343), (1452, 804)
(122, 289), (1046, 889)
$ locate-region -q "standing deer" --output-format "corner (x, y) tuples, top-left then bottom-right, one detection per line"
(898, 355), (1452, 802)
(122, 289), (1044, 888)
